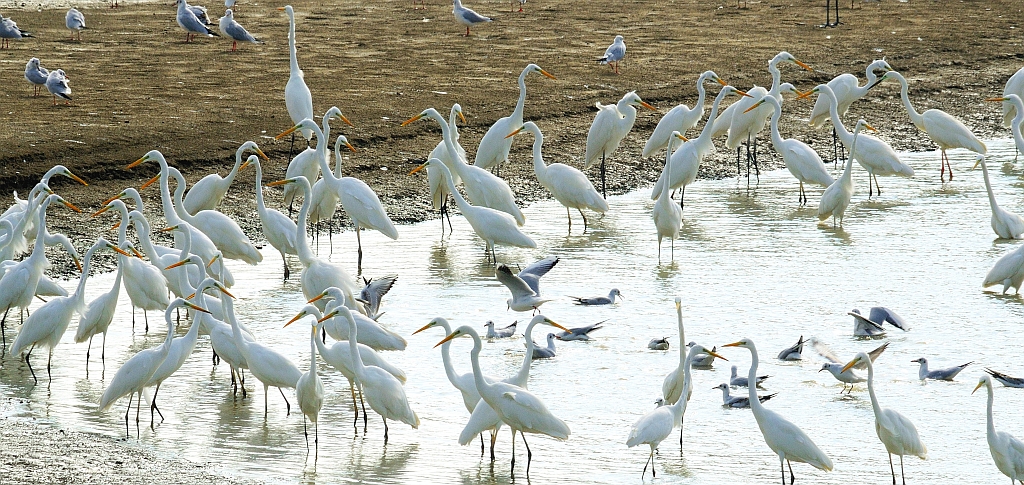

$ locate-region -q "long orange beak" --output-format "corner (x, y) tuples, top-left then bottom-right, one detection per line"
(743, 100), (764, 114)
(412, 322), (435, 335)
(108, 244), (132, 257)
(505, 126), (525, 139)
(90, 205), (111, 218)
(207, 254), (221, 268)
(275, 124), (300, 140)
(457, 111), (467, 124)
(285, 312), (306, 328)
(640, 101), (657, 111)
(434, 332), (458, 348)
(60, 200), (83, 213)
(723, 341), (744, 348)
(127, 156), (147, 169)
(705, 349), (728, 361)
(267, 179), (291, 187)
(343, 140), (357, 153)
(255, 148), (269, 161)
(715, 77), (728, 86)
(408, 163), (428, 175)
(307, 292), (328, 303)
(73, 257), (83, 273)
(101, 193), (123, 206)
(185, 302), (212, 314)
(316, 310), (339, 323)
(68, 171), (88, 186)
(674, 133), (689, 142)
(340, 114), (354, 127)
(140, 174), (160, 190)
(401, 114), (424, 127)
(165, 260), (189, 270)
(985, 97), (1008, 103)
(794, 60), (812, 71)
(539, 69), (557, 80)
(796, 89), (816, 100)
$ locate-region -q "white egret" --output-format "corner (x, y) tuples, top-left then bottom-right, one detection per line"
(11, 238), (126, 382)
(437, 325), (569, 476)
(972, 155), (1024, 239)
(118, 216), (171, 332)
(496, 258), (559, 313)
(405, 108), (526, 225)
(224, 294), (301, 417)
(842, 352), (927, 484)
(746, 91), (834, 205)
(305, 109), (354, 229)
(77, 212), (128, 362)
(281, 110), (350, 215)
(808, 59), (893, 161)
(596, 35), (625, 74)
(987, 95), (1024, 159)
(651, 86), (749, 208)
(241, 156), (298, 278)
(818, 119), (873, 226)
(427, 104), (467, 234)
(452, 0), (491, 36)
(508, 122), (607, 232)
(295, 324), (324, 456)
(130, 216), (197, 300)
(584, 91), (656, 197)
(99, 299), (208, 438)
(278, 5), (313, 143)
(662, 298), (690, 405)
(815, 340), (889, 393)
(413, 318), (481, 421)
(911, 357), (972, 381)
(973, 374), (1024, 483)
(308, 287), (407, 351)
(320, 306), (418, 444)
(183, 141), (266, 213)
(1002, 68), (1024, 127)
(627, 344), (725, 478)
(652, 132), (686, 261)
(165, 167), (261, 265)
(802, 85), (913, 196)
(409, 159), (535, 262)
(475, 64), (556, 172)
(723, 338), (834, 483)
(983, 244), (1024, 295)
(712, 383), (777, 408)
(65, 8), (85, 41)
(643, 71), (727, 158)
(569, 288), (622, 305)
(884, 70), (986, 182)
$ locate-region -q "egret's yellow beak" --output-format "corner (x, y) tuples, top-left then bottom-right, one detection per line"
(435, 332), (459, 348)
(458, 110), (467, 124)
(127, 155), (148, 169)
(165, 260), (189, 270)
(267, 179), (291, 187)
(840, 359), (858, 374)
(543, 318), (570, 332)
(284, 311), (306, 328)
(539, 68), (556, 80)
(408, 162), (428, 175)
(723, 341), (744, 348)
(505, 126), (526, 139)
(140, 174), (160, 190)
(972, 381), (985, 395)
(743, 99), (766, 114)
(640, 101), (657, 111)
(307, 292), (328, 303)
(401, 113), (424, 127)
(67, 171), (88, 186)
(186, 302), (212, 314)
(794, 59), (812, 71)
(317, 310), (339, 323)
(275, 124), (301, 140)
(90, 205), (111, 218)
(413, 322), (435, 335)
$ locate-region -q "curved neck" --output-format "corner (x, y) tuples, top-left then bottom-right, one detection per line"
(893, 74), (924, 128)
(132, 216), (160, 262)
(253, 161), (267, 212)
(171, 172), (195, 223)
(28, 201), (50, 260)
(73, 244), (100, 301)
(333, 139), (345, 178)
(978, 157), (999, 209)
(768, 61), (782, 94)
(512, 70), (529, 122)
(225, 149), (246, 185)
(823, 90), (852, 143)
(675, 308), (686, 367)
(436, 162), (469, 213)
(467, 331), (492, 398)
(698, 90), (730, 145)
(660, 136), (678, 199)
(346, 314), (366, 376)
(437, 322), (461, 386)
(431, 112), (467, 171)
(694, 77), (708, 116)
(530, 130), (546, 176)
(746, 344), (764, 412)
(865, 360), (883, 418)
(864, 67), (879, 87)
(1011, 98), (1024, 149)
(156, 160), (181, 225)
(293, 179), (315, 264)
(308, 327), (318, 374)
(160, 306), (178, 351)
(841, 133), (857, 182)
(768, 100), (784, 148)
(511, 320), (540, 386)
(115, 204), (130, 244)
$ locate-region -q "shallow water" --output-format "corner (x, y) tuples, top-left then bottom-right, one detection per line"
(3, 139), (1024, 484)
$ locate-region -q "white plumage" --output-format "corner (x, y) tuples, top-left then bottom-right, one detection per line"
(983, 244), (1024, 295)
(475, 64), (555, 171)
(818, 119), (871, 226)
(974, 155), (1024, 239)
(643, 70), (726, 157)
(974, 375), (1024, 483)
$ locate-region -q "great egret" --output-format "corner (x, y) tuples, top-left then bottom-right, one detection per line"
(437, 325), (569, 476)
(569, 288), (622, 305)
(983, 244), (1024, 295)
(911, 357), (972, 381)
(627, 344), (725, 478)
(651, 86), (749, 208)
(746, 92), (834, 205)
(278, 5), (313, 144)
(99, 299), (208, 438)
(452, 0), (491, 36)
(65, 8), (85, 41)
(475, 64), (556, 172)
(304, 108), (354, 228)
(308, 287), (407, 351)
(405, 108), (526, 225)
(597, 35), (625, 74)
(808, 59), (893, 162)
(802, 85), (913, 196)
(818, 119), (873, 227)
(219, 9), (261, 51)
(584, 91), (656, 197)
(652, 132), (686, 261)
(45, 69), (71, 106)
(842, 352), (927, 484)
(175, 0), (219, 42)
(0, 194), (78, 349)
(662, 299), (689, 407)
(281, 110), (350, 216)
(320, 306), (418, 443)
(25, 58), (48, 97)
(731, 364), (770, 387)
(974, 154), (1024, 239)
(987, 95), (1024, 159)
(508, 122), (608, 232)
(815, 340), (889, 393)
(496, 257), (559, 312)
(643, 71), (728, 157)
(1002, 68), (1024, 127)
(884, 70), (986, 182)
(427, 104), (466, 234)
(723, 338), (834, 483)
(75, 233), (124, 364)
(224, 294), (301, 417)
(240, 156), (298, 278)
(130, 217), (197, 300)
(165, 168), (262, 265)
(117, 214), (171, 332)
(973, 374), (1024, 483)
(712, 383), (777, 408)
(778, 336), (805, 361)
(183, 141), (266, 213)
(409, 159), (535, 262)
(414, 318), (482, 425)
(847, 307), (910, 337)
(295, 324), (324, 457)
(285, 305), (406, 430)
(10, 238), (126, 383)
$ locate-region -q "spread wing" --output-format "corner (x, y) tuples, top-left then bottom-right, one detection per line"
(869, 306), (909, 331)
(496, 264), (536, 298)
(811, 338), (842, 364)
(867, 341), (890, 363)
(360, 274), (397, 316)
(848, 311), (885, 331)
(517, 256), (558, 295)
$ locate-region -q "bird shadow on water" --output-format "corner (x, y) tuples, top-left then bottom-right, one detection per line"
(428, 238), (465, 285)
(816, 224), (853, 245)
(343, 440), (418, 482)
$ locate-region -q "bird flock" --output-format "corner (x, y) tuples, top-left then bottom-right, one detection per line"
(3, 1), (1024, 483)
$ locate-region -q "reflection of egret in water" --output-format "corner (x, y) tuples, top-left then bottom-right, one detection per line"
(818, 224), (853, 245)
(343, 440), (419, 482)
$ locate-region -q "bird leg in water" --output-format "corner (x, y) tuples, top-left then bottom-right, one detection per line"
(579, 208), (589, 233)
(25, 348), (38, 384)
(566, 207), (572, 234)
(144, 311), (149, 333)
(1, 306), (9, 353)
(642, 449), (655, 478)
(489, 430), (498, 461)
(889, 453), (896, 485)
(522, 433), (533, 476)
(479, 433), (485, 455)
(873, 174), (882, 196)
(383, 417), (389, 445)
(356, 227), (363, 273)
(278, 387), (291, 416)
(600, 150), (607, 199)
(787, 458), (796, 485)
(150, 383), (165, 427)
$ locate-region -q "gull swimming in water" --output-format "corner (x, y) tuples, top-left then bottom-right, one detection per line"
(555, 320), (606, 341)
(176, 0), (219, 42)
(484, 320), (516, 339)
(530, 333), (557, 359)
(685, 342), (719, 368)
(911, 357), (972, 381)
(452, 0), (491, 37)
(24, 58), (48, 97)
(713, 383), (778, 408)
(569, 288), (622, 305)
(45, 69), (71, 106)
(219, 9), (261, 51)
(778, 335), (806, 361)
(358, 275), (396, 321)
(648, 337), (669, 350)
(65, 9), (86, 41)
(495, 257), (558, 313)
(597, 35), (625, 74)
(848, 307), (910, 337)
(730, 365), (769, 387)
(815, 340), (889, 393)
(985, 368), (1024, 388)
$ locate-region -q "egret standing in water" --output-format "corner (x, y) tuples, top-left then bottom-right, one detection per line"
(973, 374), (1024, 483)
(643, 71), (727, 157)
(973, 155), (1024, 239)
(652, 132), (686, 262)
(818, 119), (873, 227)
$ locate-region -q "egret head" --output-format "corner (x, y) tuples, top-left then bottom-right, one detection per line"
(401, 108), (442, 127)
(723, 338), (754, 350)
(285, 305), (324, 328)
(699, 70), (727, 87)
(239, 154), (261, 171)
(275, 118), (318, 140)
(334, 135), (357, 153)
(452, 103), (467, 123)
(324, 106), (354, 127)
(841, 352), (871, 374)
(414, 317), (450, 335)
(525, 314), (570, 332)
(408, 158), (444, 175)
(972, 375), (991, 395)
(770, 51), (812, 71)
(620, 91), (656, 111)
(128, 149), (164, 169)
(524, 63), (556, 80)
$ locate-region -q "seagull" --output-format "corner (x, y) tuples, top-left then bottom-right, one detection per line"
(597, 35), (625, 74)
(452, 0), (491, 37)
(848, 307), (910, 337)
(687, 342), (718, 368)
(45, 69), (72, 106)
(648, 337), (669, 350)
(496, 257), (558, 313)
(912, 357), (972, 381)
(777, 335), (806, 361)
(530, 333), (557, 359)
(484, 320), (516, 339)
(358, 275), (396, 320)
(730, 365), (769, 387)
(713, 383), (778, 408)
(555, 320), (606, 341)
(1, 12), (33, 48)
(815, 340), (889, 393)
(176, 0), (219, 42)
(65, 8), (86, 41)
(985, 368), (1024, 388)
(219, 9), (261, 51)
(24, 57), (49, 97)
(569, 288), (622, 305)
(189, 4), (214, 24)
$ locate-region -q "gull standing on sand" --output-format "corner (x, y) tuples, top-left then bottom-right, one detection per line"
(848, 306), (910, 337)
(46, 69), (72, 106)
(1, 12), (33, 48)
(219, 9), (260, 51)
(597, 35), (625, 74)
(176, 0), (219, 42)
(452, 0), (490, 36)
(25, 58), (49, 96)
(65, 8), (86, 41)
(911, 357), (972, 381)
